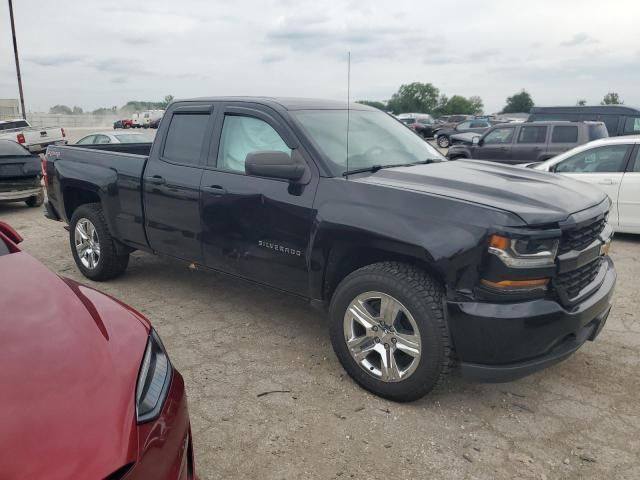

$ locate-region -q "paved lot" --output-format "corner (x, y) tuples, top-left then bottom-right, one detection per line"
(3, 151), (639, 479)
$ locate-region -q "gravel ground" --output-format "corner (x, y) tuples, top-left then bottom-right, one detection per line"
(3, 137), (639, 479)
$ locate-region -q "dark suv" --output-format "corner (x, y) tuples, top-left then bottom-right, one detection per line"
(528, 105), (640, 137)
(447, 121), (608, 164)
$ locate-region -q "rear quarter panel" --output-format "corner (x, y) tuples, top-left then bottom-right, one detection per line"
(46, 145), (150, 250)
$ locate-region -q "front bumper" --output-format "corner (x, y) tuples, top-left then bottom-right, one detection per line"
(0, 186), (42, 201)
(447, 256), (616, 382)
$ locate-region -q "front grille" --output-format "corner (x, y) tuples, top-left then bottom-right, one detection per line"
(555, 258), (602, 300)
(559, 217), (606, 254)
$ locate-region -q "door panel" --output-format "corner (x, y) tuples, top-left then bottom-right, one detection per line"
(474, 127), (515, 161)
(554, 144), (632, 227)
(618, 173), (640, 232)
(200, 106), (319, 296)
(618, 148), (640, 232)
(511, 125), (548, 161)
(143, 108), (214, 262)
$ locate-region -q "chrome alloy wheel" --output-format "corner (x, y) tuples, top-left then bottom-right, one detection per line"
(74, 218), (101, 269)
(343, 291), (422, 382)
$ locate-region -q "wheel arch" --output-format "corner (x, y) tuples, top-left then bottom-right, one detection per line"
(322, 241), (447, 303)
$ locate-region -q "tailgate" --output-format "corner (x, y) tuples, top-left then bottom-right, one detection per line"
(24, 127), (64, 144)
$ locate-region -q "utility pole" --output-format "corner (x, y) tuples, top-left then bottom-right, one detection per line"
(8, 0), (27, 119)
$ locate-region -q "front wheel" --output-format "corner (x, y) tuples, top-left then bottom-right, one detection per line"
(329, 262), (452, 402)
(70, 203), (129, 281)
(437, 135), (450, 148)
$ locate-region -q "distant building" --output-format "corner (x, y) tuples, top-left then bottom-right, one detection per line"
(0, 99), (20, 119)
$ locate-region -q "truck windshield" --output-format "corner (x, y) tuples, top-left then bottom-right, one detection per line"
(292, 109), (445, 176)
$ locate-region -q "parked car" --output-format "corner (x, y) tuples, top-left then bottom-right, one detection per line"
(0, 139), (44, 207)
(397, 113), (435, 138)
(45, 97), (615, 401)
(150, 116), (162, 129)
(528, 105), (640, 137)
(76, 131), (154, 145)
(447, 121), (608, 163)
(533, 136), (640, 234)
(0, 221), (195, 479)
(434, 119), (492, 148)
(113, 119), (133, 129)
(140, 110), (165, 129)
(432, 114), (474, 137)
(0, 118), (67, 154)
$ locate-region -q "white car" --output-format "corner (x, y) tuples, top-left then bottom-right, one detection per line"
(75, 131), (153, 145)
(534, 136), (640, 234)
(0, 119), (67, 154)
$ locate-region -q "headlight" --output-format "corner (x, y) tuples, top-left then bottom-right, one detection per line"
(136, 329), (172, 423)
(488, 234), (559, 268)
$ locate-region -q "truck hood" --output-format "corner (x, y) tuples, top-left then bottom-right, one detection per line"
(357, 159), (608, 225)
(0, 252), (150, 479)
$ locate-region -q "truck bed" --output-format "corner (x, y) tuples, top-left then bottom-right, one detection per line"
(45, 143), (151, 250)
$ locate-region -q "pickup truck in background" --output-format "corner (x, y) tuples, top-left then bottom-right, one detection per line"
(446, 121), (608, 163)
(0, 139), (44, 207)
(0, 119), (67, 154)
(45, 97), (616, 401)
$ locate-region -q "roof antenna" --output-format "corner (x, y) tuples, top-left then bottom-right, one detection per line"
(345, 51), (351, 179)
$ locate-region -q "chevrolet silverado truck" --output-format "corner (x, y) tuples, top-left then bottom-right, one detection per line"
(44, 97), (616, 401)
(0, 139), (44, 207)
(0, 119), (67, 154)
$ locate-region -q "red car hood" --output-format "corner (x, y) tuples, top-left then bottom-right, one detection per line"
(0, 252), (150, 479)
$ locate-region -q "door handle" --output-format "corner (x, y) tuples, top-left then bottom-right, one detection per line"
(598, 179), (616, 185)
(202, 185), (227, 196)
(145, 175), (166, 185)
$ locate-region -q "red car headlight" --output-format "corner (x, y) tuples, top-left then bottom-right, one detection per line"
(135, 329), (172, 423)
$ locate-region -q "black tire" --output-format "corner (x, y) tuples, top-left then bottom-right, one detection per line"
(329, 262), (452, 402)
(69, 203), (129, 281)
(437, 135), (450, 148)
(25, 189), (44, 208)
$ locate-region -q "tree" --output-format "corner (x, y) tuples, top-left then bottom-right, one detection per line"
(576, 99), (587, 106)
(72, 106), (83, 114)
(601, 92), (623, 105)
(49, 105), (73, 115)
(502, 89), (534, 113)
(162, 95), (175, 108)
(386, 82), (440, 114)
(356, 100), (387, 110)
(436, 95), (484, 116)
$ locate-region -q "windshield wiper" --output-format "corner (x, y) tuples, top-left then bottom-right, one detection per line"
(342, 158), (440, 177)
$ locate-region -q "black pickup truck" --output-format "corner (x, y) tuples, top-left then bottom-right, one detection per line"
(44, 97), (616, 401)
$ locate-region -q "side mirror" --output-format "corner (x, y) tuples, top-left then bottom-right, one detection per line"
(472, 136), (481, 145)
(245, 151), (306, 181)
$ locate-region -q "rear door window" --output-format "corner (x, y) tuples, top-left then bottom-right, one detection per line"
(162, 113), (211, 165)
(518, 126), (548, 143)
(551, 126), (578, 143)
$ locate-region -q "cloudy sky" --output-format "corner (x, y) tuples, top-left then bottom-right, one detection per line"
(1, 0), (638, 113)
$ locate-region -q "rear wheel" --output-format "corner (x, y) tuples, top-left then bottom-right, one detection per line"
(70, 203), (129, 281)
(25, 190), (44, 208)
(329, 262), (451, 402)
